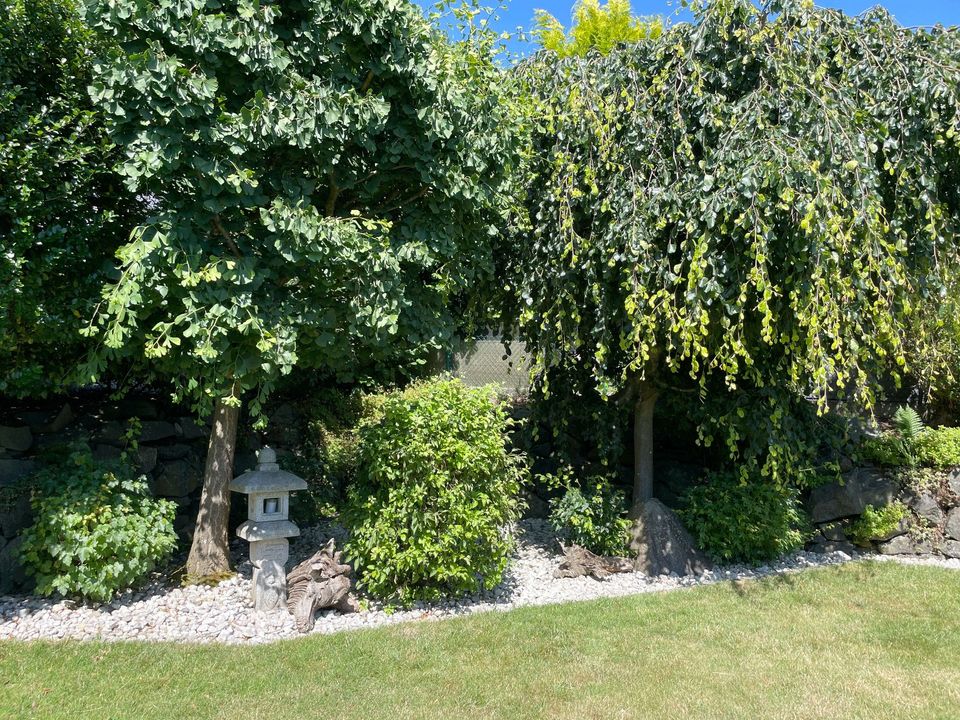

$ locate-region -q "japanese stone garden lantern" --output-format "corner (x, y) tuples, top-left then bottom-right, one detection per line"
(230, 447), (306, 611)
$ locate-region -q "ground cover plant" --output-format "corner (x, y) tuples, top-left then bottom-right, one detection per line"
(1, 563), (959, 719)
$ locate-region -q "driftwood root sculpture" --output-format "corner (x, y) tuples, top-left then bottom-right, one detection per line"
(554, 543), (634, 580)
(286, 538), (359, 633)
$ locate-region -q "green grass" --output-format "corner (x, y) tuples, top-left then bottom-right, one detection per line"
(2, 562), (959, 719)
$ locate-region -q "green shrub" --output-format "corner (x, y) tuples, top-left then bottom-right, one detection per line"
(680, 471), (808, 564)
(860, 433), (908, 466)
(848, 502), (908, 546)
(20, 445), (178, 602)
(344, 379), (525, 606)
(916, 427), (960, 468)
(544, 468), (630, 556)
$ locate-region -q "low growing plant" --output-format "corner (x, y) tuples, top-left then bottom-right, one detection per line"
(344, 379), (525, 607)
(916, 427), (960, 468)
(680, 471), (808, 564)
(20, 442), (177, 602)
(544, 467), (630, 556)
(847, 502), (909, 546)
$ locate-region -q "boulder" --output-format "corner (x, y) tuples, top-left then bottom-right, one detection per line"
(809, 540), (857, 555)
(942, 540), (960, 559)
(176, 417), (207, 441)
(138, 446), (158, 474)
(878, 534), (918, 556)
(819, 522), (847, 542)
(0, 536), (28, 595)
(908, 493), (944, 527)
(92, 444), (122, 463)
(150, 460), (200, 497)
(0, 492), (32, 539)
(628, 499), (711, 576)
(0, 459), (35, 488)
(157, 444), (191, 461)
(808, 469), (899, 523)
(945, 508), (960, 541)
(139, 421), (177, 443)
(948, 468), (960, 498)
(105, 398), (159, 420)
(0, 426), (32, 453)
(41, 403), (74, 433)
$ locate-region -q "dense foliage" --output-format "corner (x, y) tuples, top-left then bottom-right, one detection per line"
(83, 0), (526, 416)
(344, 379), (524, 606)
(545, 467), (631, 556)
(534, 0), (662, 58)
(20, 444), (178, 602)
(0, 0), (139, 396)
(681, 470), (807, 563)
(514, 0), (960, 500)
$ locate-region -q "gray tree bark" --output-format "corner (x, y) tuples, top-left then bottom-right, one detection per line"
(632, 380), (660, 505)
(186, 394), (240, 578)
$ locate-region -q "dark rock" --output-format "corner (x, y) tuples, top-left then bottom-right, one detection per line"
(530, 456), (559, 479)
(0, 536), (28, 594)
(157, 444), (191, 461)
(942, 540), (960, 559)
(522, 491), (549, 519)
(820, 522), (847, 542)
(878, 535), (920, 556)
(948, 468), (960, 499)
(809, 541), (856, 555)
(0, 426), (32, 453)
(93, 444), (122, 462)
(176, 417), (207, 442)
(529, 443), (552, 459)
(150, 460), (200, 497)
(139, 421), (176, 443)
(908, 493), (944, 527)
(877, 517), (910, 543)
(96, 421), (125, 445)
(808, 468), (899, 523)
(41, 403), (74, 433)
(628, 499), (711, 576)
(0, 492), (32, 539)
(0, 459), (35, 488)
(945, 508), (960, 541)
(233, 451), (257, 475)
(838, 455), (855, 473)
(138, 446), (158, 474)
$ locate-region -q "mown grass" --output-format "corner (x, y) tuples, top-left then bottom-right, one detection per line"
(1, 561), (958, 720)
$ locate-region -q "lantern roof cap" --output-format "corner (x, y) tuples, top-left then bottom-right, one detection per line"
(229, 446), (307, 493)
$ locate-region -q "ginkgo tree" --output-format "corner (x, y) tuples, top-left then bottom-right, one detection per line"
(84, 0), (525, 578)
(516, 0), (960, 506)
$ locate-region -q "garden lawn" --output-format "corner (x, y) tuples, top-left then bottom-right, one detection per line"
(1, 561), (958, 720)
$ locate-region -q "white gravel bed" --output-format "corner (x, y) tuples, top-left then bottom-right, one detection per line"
(0, 520), (950, 645)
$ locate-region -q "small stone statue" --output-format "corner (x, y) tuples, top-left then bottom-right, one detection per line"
(286, 539), (359, 632)
(254, 559), (287, 612)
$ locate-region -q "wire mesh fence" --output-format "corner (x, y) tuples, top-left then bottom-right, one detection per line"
(443, 336), (531, 396)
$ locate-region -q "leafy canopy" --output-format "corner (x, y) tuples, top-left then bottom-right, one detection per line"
(0, 0), (140, 396)
(515, 0), (960, 482)
(83, 0), (525, 416)
(534, 0), (663, 58)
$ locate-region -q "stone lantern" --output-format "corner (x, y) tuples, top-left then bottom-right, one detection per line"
(230, 446), (306, 611)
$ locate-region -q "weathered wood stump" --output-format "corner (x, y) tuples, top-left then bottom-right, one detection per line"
(286, 538), (359, 633)
(554, 543), (634, 580)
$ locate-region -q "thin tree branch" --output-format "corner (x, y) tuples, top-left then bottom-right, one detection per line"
(359, 70), (374, 94)
(212, 214), (241, 258)
(325, 172), (340, 216)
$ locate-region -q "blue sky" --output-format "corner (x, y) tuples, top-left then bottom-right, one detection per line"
(417, 1), (960, 53)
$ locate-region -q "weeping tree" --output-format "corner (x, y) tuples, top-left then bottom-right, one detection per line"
(515, 0), (960, 506)
(83, 0), (525, 578)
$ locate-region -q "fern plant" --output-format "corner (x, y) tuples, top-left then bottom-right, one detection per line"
(893, 406), (925, 467)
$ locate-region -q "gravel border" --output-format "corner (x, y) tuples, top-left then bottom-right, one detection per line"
(0, 520), (954, 645)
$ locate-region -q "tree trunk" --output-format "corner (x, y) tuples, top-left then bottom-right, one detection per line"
(632, 381), (660, 505)
(186, 393), (240, 578)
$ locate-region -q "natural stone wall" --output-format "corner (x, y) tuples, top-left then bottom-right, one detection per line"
(0, 392), (217, 593)
(806, 466), (960, 558)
